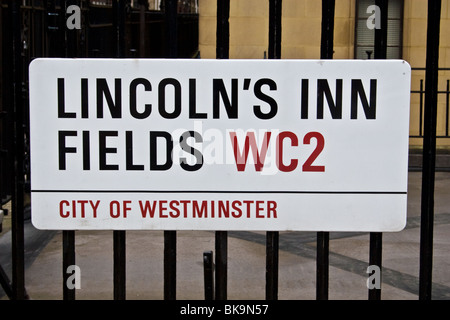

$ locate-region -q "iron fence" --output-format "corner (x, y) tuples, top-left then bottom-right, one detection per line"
(410, 68), (450, 139)
(0, 0), (446, 301)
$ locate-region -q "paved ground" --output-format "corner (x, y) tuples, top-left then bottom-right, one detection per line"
(1, 171), (450, 300)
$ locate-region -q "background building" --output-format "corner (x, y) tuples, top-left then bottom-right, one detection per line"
(198, 0), (450, 148)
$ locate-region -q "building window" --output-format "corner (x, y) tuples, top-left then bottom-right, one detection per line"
(355, 0), (403, 59)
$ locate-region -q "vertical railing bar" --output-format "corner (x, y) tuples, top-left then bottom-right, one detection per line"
(10, 0), (26, 300)
(446, 80), (449, 137)
(82, 1), (90, 58)
(164, 231), (176, 300)
(374, 0), (388, 60)
(368, 0), (388, 301)
(203, 251), (214, 300)
(316, 0), (334, 301)
(419, 0), (442, 301)
(64, 0), (79, 59)
(163, 0), (178, 301)
(62, 0), (78, 301)
(62, 230), (75, 300)
(165, 0), (178, 58)
(45, 0), (62, 58)
(113, 0), (125, 58)
(316, 232), (329, 300)
(139, 0), (146, 57)
(266, 231), (279, 300)
(268, 0), (282, 60)
(216, 0), (229, 60)
(112, 0), (126, 301)
(215, 231), (227, 300)
(214, 0), (230, 301)
(320, 0), (335, 60)
(420, 79), (424, 137)
(368, 232), (382, 299)
(0, 2), (13, 226)
(113, 230), (126, 300)
(266, 0), (282, 301)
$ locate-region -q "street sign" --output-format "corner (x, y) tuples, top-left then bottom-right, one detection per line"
(29, 59), (411, 231)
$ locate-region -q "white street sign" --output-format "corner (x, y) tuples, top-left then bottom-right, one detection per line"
(29, 59), (411, 231)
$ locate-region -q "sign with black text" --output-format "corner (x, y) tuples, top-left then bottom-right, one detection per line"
(29, 59), (411, 231)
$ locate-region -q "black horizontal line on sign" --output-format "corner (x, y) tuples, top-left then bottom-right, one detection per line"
(31, 190), (407, 195)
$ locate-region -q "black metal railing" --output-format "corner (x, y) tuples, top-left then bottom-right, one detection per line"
(0, 0), (199, 301)
(410, 68), (450, 139)
(0, 0), (446, 302)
